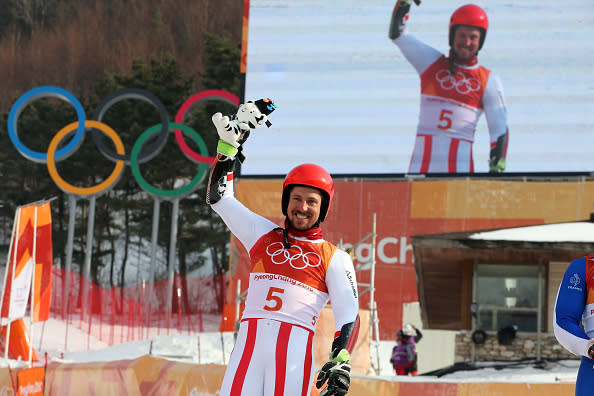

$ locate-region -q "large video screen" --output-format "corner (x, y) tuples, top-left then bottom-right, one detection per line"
(242, 0), (594, 176)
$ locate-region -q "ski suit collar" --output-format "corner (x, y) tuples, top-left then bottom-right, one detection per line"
(284, 218), (324, 240)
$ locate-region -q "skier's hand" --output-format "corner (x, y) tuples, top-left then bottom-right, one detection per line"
(588, 340), (594, 359)
(212, 99), (274, 158)
(316, 349), (351, 396)
(389, 0), (420, 40)
(212, 112), (247, 157)
(489, 158), (506, 173)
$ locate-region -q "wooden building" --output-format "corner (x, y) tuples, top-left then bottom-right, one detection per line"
(412, 220), (594, 361)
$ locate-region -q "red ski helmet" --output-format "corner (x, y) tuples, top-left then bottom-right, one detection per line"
(449, 4), (489, 51)
(282, 163), (335, 222)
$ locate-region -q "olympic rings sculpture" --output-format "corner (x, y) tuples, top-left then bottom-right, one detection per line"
(8, 86), (240, 199)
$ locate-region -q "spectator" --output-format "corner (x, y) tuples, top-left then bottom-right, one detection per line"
(554, 254), (594, 396)
(390, 323), (422, 376)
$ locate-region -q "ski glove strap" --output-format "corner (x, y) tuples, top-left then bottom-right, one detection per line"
(316, 349), (351, 396)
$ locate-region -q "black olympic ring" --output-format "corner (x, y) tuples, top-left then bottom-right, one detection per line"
(92, 88), (169, 164)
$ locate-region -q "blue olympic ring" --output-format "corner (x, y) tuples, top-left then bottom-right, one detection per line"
(8, 86), (86, 163)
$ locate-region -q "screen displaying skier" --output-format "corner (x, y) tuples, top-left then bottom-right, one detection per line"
(242, 0), (594, 176)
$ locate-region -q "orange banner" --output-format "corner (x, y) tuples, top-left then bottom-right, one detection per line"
(240, 0), (250, 74)
(17, 367), (44, 396)
(32, 202), (52, 322)
(0, 201), (53, 323)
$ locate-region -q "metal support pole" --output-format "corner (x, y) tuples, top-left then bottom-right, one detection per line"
(166, 199), (180, 330)
(82, 197), (96, 281)
(65, 195), (76, 273)
(537, 263), (543, 360)
(81, 196), (96, 323)
(368, 213), (381, 375)
(471, 262), (478, 363)
(147, 199), (160, 331)
(64, 195), (76, 323)
(149, 199), (160, 284)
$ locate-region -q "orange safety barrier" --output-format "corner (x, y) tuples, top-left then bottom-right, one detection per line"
(0, 318), (37, 361)
(37, 355), (579, 396)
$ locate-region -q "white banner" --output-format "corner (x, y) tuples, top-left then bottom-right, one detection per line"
(8, 257), (34, 321)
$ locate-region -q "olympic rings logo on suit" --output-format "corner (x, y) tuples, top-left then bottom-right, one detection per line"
(435, 69), (480, 95)
(7, 86), (239, 199)
(265, 242), (321, 270)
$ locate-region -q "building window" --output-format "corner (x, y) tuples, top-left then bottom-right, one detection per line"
(475, 264), (545, 332)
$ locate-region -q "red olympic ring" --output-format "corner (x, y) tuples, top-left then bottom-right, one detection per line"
(174, 89), (240, 164)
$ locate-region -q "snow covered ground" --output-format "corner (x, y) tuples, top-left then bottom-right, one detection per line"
(0, 317), (577, 384)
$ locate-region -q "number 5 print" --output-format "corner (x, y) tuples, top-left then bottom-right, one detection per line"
(437, 109), (453, 130)
(264, 287), (285, 311)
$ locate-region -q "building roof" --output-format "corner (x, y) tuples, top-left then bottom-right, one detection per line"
(469, 221), (594, 243)
(411, 220), (594, 252)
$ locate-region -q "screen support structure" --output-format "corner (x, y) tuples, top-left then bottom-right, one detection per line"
(340, 213), (380, 375)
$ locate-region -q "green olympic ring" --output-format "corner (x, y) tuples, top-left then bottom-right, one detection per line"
(130, 122), (209, 198)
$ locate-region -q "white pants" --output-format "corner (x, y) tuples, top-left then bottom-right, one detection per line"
(220, 318), (315, 396)
(408, 134), (474, 173)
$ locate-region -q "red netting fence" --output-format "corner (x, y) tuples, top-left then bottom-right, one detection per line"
(49, 267), (226, 348)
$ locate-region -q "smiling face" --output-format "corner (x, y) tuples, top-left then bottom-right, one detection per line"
(452, 25), (482, 61)
(286, 185), (323, 231)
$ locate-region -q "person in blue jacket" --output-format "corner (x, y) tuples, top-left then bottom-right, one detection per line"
(554, 254), (594, 396)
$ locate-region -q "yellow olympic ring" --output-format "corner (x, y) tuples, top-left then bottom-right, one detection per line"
(47, 121), (125, 196)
